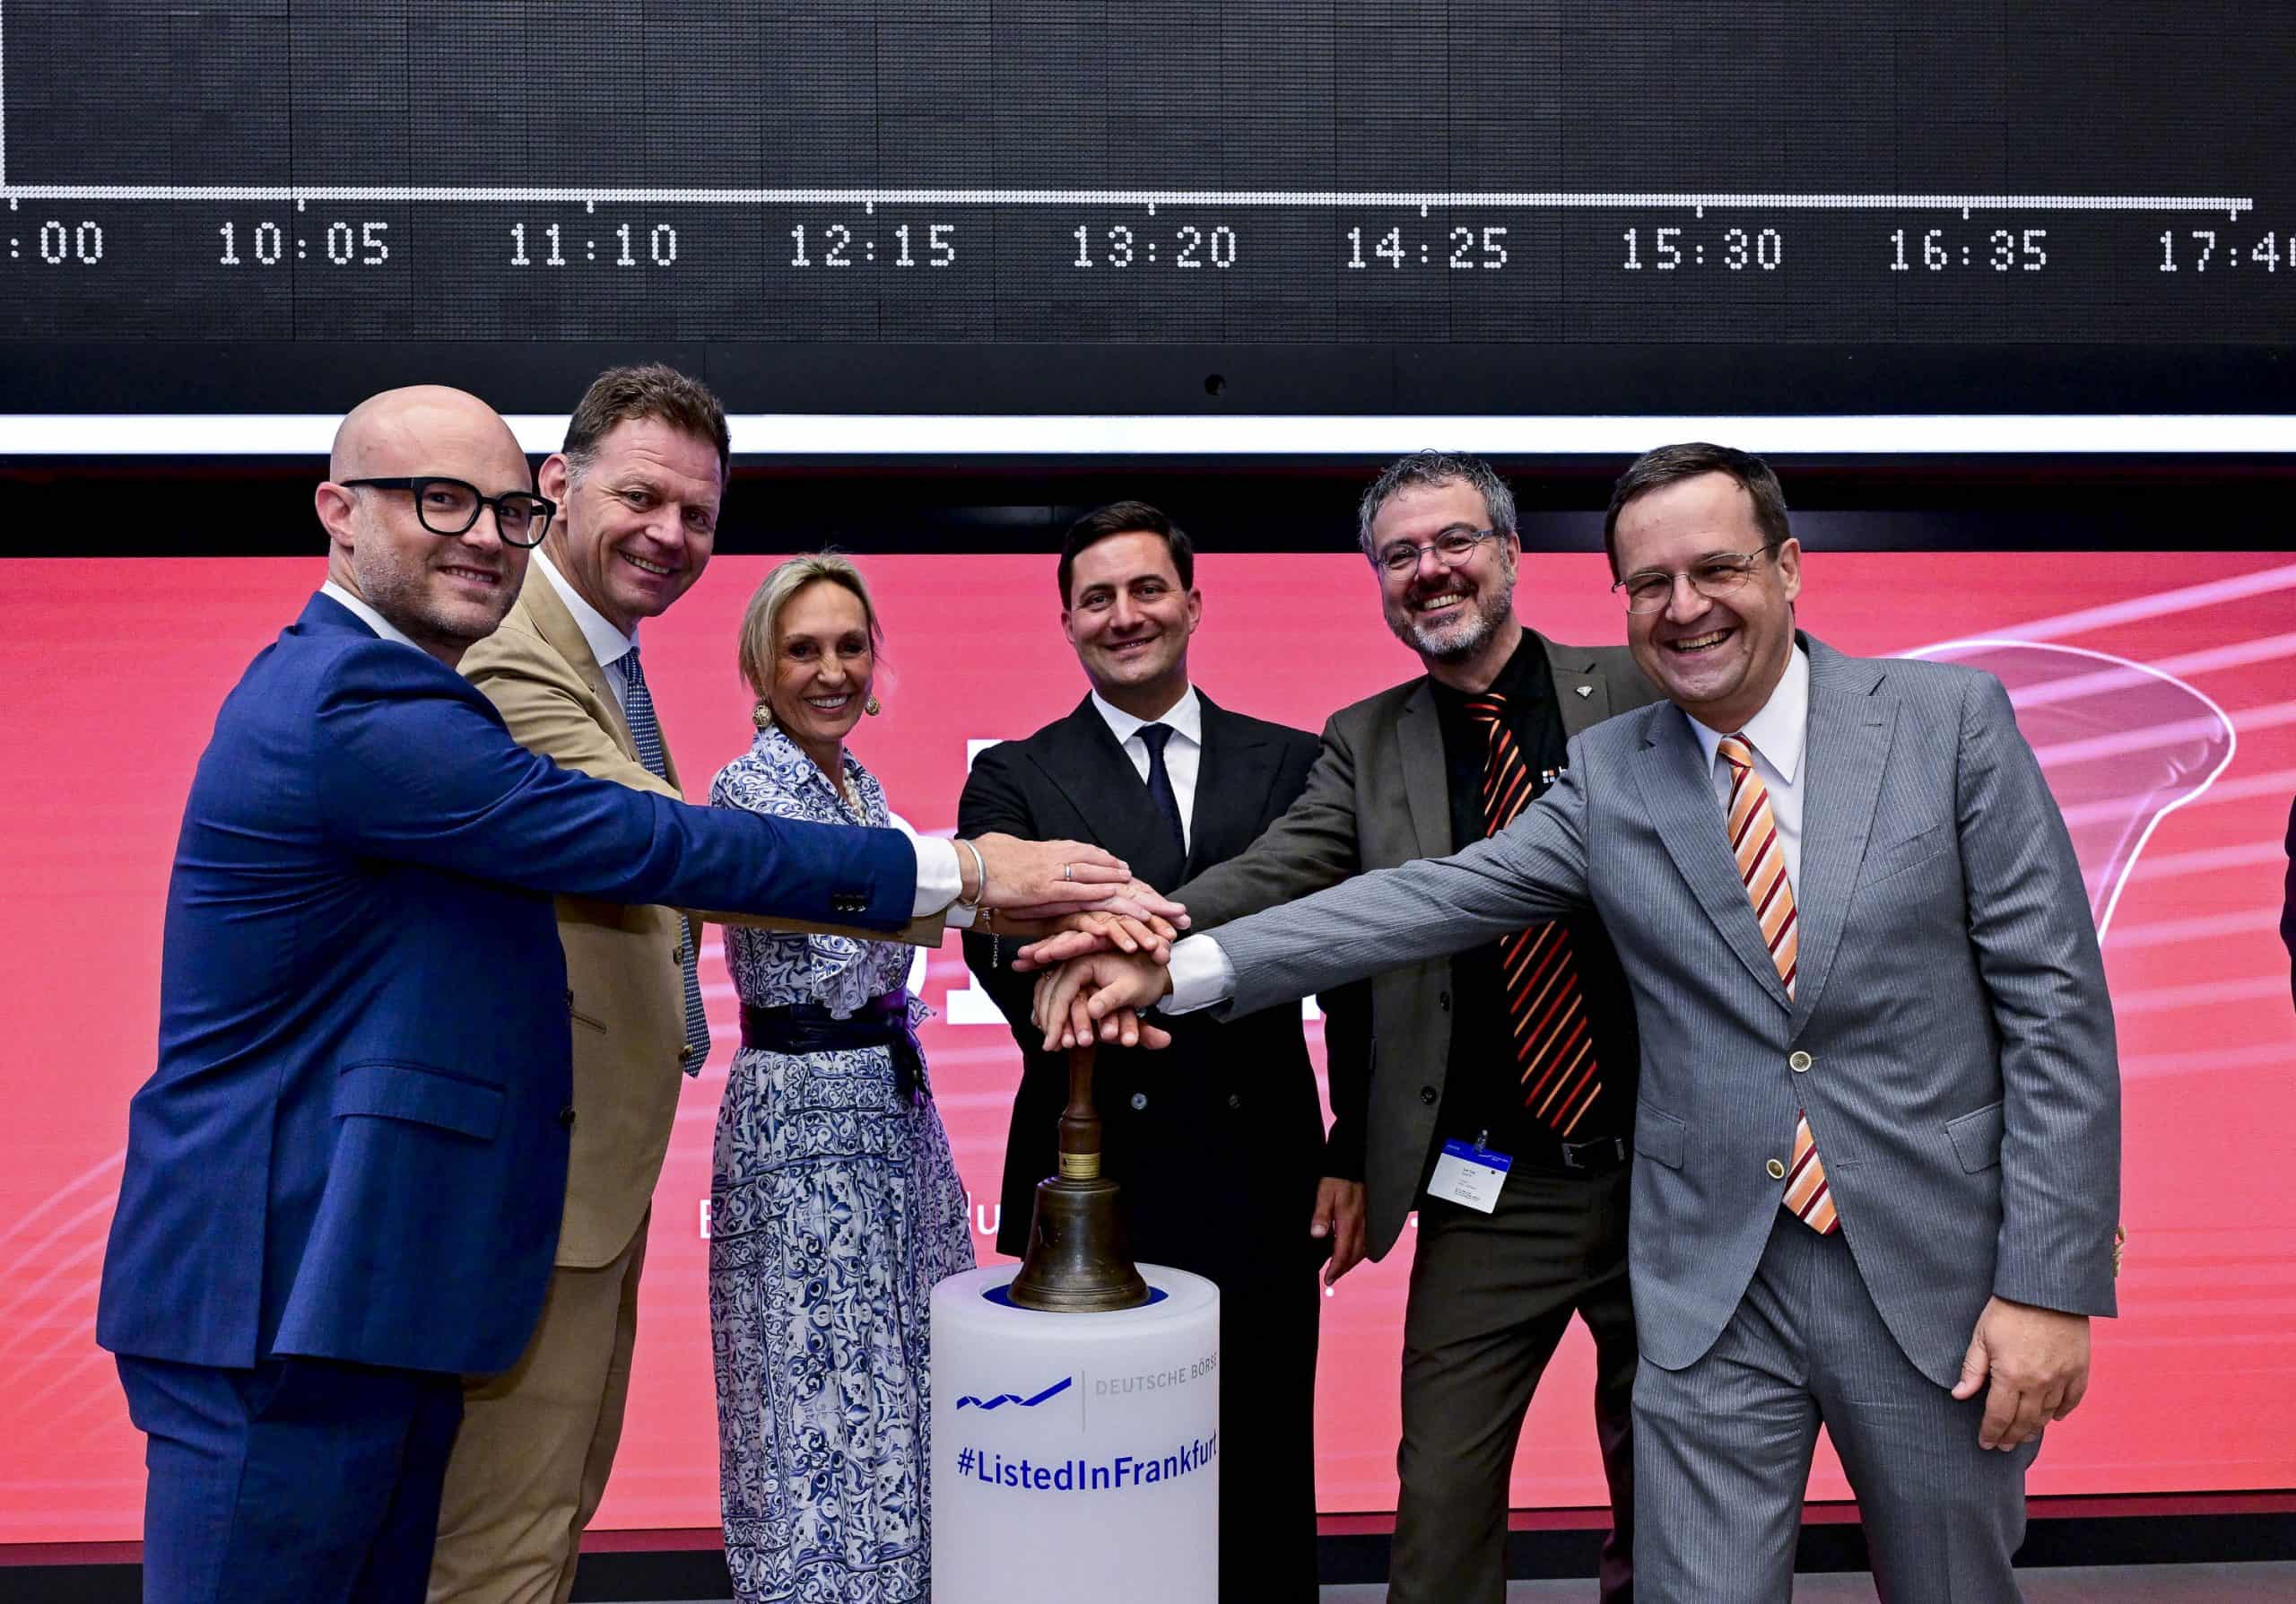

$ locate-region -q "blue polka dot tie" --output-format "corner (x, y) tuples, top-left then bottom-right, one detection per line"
(622, 644), (711, 1076)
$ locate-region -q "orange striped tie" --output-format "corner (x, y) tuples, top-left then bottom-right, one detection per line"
(1718, 735), (1837, 1236)
(1464, 695), (1603, 1134)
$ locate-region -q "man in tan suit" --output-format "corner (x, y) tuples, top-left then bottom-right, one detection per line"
(430, 364), (733, 1604)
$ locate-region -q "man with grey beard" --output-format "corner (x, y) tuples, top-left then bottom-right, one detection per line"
(1028, 451), (1662, 1600)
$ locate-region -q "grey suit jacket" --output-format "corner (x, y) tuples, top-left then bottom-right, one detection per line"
(1205, 635), (2121, 1387)
(1174, 631), (1662, 1259)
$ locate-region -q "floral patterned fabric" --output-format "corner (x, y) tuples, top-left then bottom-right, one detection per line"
(709, 725), (974, 1604)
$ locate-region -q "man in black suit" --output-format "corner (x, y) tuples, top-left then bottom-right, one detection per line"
(960, 501), (1364, 1601)
(1022, 453), (1659, 1603)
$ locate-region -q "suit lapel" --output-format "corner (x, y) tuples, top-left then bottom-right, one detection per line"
(1394, 682), (1453, 859)
(1634, 703), (1795, 1012)
(1185, 694), (1276, 878)
(1031, 698), (1188, 889)
(1786, 639), (1894, 1031)
(1541, 635), (1614, 739)
(519, 569), (643, 765)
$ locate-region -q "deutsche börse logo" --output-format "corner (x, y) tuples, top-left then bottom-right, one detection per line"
(954, 1375), (1073, 1411)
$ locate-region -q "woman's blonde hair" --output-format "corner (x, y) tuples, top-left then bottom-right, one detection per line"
(736, 552), (886, 704)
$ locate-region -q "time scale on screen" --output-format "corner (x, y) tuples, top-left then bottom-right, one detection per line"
(3, 0), (2293, 352)
(4, 187), (2286, 346)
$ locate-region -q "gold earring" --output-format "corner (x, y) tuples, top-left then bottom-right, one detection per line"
(865, 694), (883, 717)
(752, 699), (774, 729)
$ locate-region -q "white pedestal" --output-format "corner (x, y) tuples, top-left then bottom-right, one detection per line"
(931, 1262), (1220, 1604)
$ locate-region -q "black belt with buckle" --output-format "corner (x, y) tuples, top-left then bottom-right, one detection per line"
(739, 991), (929, 1105)
(1557, 1134), (1631, 1172)
(1493, 1130), (1628, 1175)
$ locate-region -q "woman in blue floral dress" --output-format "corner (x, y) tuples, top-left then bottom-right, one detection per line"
(709, 554), (974, 1603)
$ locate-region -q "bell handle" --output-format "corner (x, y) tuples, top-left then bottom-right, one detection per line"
(1057, 1043), (1100, 1181)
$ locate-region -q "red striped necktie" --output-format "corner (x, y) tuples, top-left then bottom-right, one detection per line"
(1717, 733), (1836, 1235)
(1463, 694), (1602, 1135)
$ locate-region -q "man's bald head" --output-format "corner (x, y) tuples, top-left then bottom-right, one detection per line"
(317, 386), (535, 667)
(330, 385), (526, 486)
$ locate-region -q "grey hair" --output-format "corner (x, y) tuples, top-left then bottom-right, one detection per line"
(1356, 450), (1518, 561)
(736, 551), (884, 701)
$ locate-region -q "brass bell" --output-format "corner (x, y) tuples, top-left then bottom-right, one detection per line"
(1006, 1045), (1150, 1312)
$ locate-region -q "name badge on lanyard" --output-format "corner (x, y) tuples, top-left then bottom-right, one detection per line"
(1428, 1133), (1511, 1214)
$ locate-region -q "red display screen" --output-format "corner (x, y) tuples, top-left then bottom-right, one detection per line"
(3, 548), (2291, 1541)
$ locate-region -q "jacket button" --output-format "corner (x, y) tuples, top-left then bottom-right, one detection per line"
(1438, 991), (1451, 1012)
(563, 988), (574, 1011)
(1420, 1085), (1438, 1106)
(674, 946), (690, 964)
(1227, 1093), (1241, 1110)
(559, 1105), (578, 1129)
(680, 1043), (700, 1064)
(1766, 1158), (1787, 1180)
(1788, 1050), (1813, 1073)
(1129, 1091), (1148, 1111)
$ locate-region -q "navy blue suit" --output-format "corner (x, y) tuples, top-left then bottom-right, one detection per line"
(100, 594), (916, 1602)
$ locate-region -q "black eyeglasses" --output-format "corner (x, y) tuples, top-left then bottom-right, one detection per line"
(1372, 525), (1506, 576)
(340, 476), (556, 548)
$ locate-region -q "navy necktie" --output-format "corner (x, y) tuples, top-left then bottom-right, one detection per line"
(622, 645), (712, 1077)
(1137, 723), (1187, 859)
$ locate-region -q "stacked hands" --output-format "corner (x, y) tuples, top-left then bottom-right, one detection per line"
(967, 833), (1187, 1050)
(1012, 921), (1180, 1055)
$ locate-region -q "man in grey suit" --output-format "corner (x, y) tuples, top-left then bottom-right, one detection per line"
(1031, 443), (2120, 1603)
(1024, 450), (1658, 1601)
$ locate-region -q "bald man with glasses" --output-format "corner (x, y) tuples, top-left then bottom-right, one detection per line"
(96, 385), (1137, 1604)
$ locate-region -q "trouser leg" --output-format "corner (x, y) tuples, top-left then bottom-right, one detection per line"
(1631, 1220), (1820, 1604)
(554, 1219), (648, 1604)
(121, 1353), (461, 1604)
(1388, 1170), (1628, 1604)
(1204, 1257), (1322, 1602)
(428, 1217), (648, 1604)
(352, 1377), (467, 1604)
(1576, 1246), (1639, 1602)
(1805, 1230), (2034, 1604)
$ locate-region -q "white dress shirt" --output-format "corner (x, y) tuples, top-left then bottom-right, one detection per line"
(1089, 684), (1204, 851)
(319, 577), (963, 920)
(1168, 647), (1815, 1014)
(1686, 643), (1810, 894)
(319, 580), (422, 652)
(533, 550), (640, 718)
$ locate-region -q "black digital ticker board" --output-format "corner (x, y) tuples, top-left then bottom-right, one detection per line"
(3, 2), (2294, 420)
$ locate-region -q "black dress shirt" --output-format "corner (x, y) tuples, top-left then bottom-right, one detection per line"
(1428, 633), (1639, 1168)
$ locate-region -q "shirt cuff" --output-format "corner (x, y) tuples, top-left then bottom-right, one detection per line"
(1162, 934), (1237, 1015)
(911, 836), (961, 916)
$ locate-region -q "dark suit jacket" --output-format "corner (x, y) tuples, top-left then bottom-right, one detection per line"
(2283, 797), (2295, 1010)
(959, 692), (1358, 1269)
(97, 593), (915, 1377)
(1173, 632), (1662, 1259)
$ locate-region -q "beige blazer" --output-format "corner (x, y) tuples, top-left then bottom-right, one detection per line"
(461, 571), (700, 1268)
(462, 573), (947, 1264)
